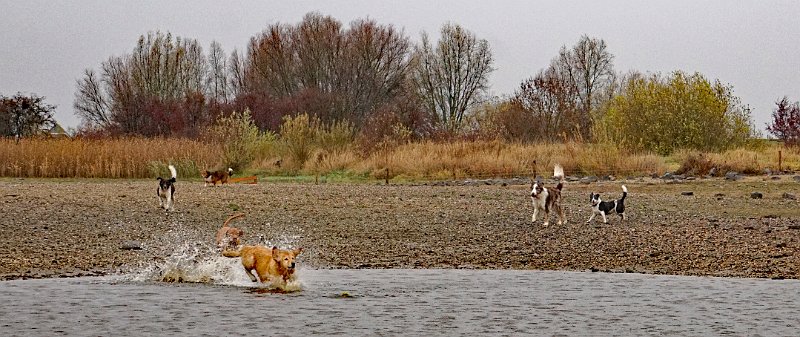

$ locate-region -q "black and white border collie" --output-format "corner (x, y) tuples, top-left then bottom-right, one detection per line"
(587, 185), (627, 224)
(156, 165), (177, 211)
(530, 164), (566, 226)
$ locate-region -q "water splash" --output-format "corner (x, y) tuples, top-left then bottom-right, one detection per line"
(119, 240), (304, 291)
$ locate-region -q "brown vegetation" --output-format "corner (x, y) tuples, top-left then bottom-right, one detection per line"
(2, 137), (797, 180)
(0, 137), (220, 178)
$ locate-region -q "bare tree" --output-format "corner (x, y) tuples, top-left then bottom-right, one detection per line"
(552, 35), (615, 137)
(242, 13), (412, 127)
(411, 23), (494, 133)
(74, 69), (111, 127)
(207, 41), (230, 104)
(246, 23), (298, 96)
(512, 35), (614, 140)
(228, 49), (247, 98)
(574, 36), (614, 110)
(74, 31), (216, 136)
(513, 67), (580, 141)
(338, 19), (410, 125)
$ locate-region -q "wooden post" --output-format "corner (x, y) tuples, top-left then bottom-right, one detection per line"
(385, 168), (389, 185)
(779, 150), (782, 172)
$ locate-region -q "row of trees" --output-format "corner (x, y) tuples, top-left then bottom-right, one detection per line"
(71, 12), (798, 153)
(74, 13), (493, 142)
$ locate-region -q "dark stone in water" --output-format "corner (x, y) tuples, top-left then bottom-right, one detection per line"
(725, 172), (740, 181)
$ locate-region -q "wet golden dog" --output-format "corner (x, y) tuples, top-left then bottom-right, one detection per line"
(223, 245), (303, 285)
(215, 213), (245, 251)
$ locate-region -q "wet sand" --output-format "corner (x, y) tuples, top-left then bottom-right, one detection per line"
(1, 176), (798, 280)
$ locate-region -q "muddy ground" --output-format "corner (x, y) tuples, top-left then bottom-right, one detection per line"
(1, 176), (799, 280)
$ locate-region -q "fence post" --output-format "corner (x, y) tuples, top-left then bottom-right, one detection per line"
(385, 168), (389, 185)
(779, 150), (782, 172)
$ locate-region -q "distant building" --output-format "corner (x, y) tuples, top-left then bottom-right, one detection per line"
(46, 122), (71, 138)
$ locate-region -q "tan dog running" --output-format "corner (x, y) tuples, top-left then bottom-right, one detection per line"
(223, 245), (303, 285)
(215, 213), (245, 251)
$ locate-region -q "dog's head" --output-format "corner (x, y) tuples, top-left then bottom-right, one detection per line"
(530, 180), (546, 199)
(157, 176), (176, 191)
(201, 170), (212, 178)
(227, 228), (244, 246)
(589, 192), (601, 206)
(272, 246), (303, 271)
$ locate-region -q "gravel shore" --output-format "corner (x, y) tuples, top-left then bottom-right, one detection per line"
(1, 176), (799, 280)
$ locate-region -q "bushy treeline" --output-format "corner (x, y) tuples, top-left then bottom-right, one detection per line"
(74, 12), (763, 163)
(1, 93), (56, 142)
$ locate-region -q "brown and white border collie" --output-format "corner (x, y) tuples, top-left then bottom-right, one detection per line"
(530, 164), (565, 226)
(157, 165), (177, 211)
(202, 168), (233, 186)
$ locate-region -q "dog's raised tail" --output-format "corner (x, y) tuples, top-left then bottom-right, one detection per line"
(621, 185), (628, 200)
(554, 164), (565, 190)
(223, 213), (245, 228)
(228, 167), (233, 176)
(168, 165), (177, 179)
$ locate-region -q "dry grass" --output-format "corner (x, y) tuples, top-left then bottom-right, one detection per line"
(674, 145), (800, 176)
(0, 138), (221, 178)
(356, 140), (668, 180)
(2, 137), (796, 180)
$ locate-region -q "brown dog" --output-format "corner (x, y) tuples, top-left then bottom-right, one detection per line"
(202, 168), (233, 186)
(223, 245), (303, 285)
(216, 213), (245, 250)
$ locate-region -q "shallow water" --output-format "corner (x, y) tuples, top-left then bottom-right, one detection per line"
(2, 265), (799, 336)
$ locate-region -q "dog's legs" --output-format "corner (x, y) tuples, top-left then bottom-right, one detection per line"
(601, 212), (608, 224)
(556, 205), (565, 225)
(245, 268), (258, 282)
(532, 207), (539, 223)
(619, 212), (625, 224)
(587, 212), (596, 224)
(542, 210), (550, 226)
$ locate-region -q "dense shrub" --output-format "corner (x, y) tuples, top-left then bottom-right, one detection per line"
(278, 113), (355, 171)
(203, 109), (274, 172)
(596, 71), (755, 155)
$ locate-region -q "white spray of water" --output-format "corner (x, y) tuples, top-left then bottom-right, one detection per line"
(116, 223), (306, 291)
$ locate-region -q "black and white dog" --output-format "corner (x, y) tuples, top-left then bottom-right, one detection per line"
(156, 165), (177, 211)
(587, 185), (627, 224)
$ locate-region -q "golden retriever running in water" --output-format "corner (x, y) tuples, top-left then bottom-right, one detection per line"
(223, 245), (303, 285)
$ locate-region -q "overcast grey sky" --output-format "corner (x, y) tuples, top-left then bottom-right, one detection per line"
(2, 0), (799, 133)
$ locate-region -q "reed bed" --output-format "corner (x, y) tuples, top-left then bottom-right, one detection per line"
(1, 137), (795, 180)
(355, 141), (669, 180)
(0, 138), (222, 178)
